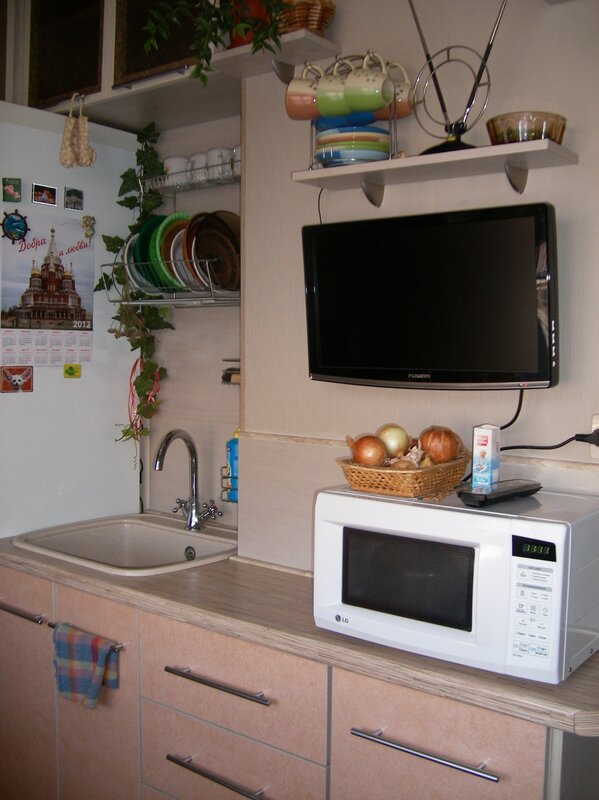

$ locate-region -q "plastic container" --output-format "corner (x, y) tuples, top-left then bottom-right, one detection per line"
(225, 429), (240, 503)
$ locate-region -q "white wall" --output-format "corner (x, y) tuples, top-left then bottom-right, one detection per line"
(0, 101), (139, 536)
(239, 0), (599, 569)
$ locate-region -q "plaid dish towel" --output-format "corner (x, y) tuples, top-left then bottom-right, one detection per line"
(52, 623), (119, 709)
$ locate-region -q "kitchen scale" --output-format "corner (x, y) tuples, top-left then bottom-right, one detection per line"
(408, 0), (508, 153)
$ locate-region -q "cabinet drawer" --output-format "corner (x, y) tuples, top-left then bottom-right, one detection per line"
(331, 668), (546, 800)
(141, 699), (327, 800)
(139, 611), (328, 763)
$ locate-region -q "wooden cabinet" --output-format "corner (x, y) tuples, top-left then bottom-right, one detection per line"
(142, 700), (327, 800)
(330, 668), (547, 800)
(53, 585), (139, 800)
(139, 610), (328, 798)
(0, 565), (56, 800)
(28, 0), (103, 107)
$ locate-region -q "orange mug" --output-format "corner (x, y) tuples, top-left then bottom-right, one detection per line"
(285, 64), (324, 120)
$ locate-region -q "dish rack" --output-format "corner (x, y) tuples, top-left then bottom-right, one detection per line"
(141, 167), (240, 197)
(100, 259), (240, 308)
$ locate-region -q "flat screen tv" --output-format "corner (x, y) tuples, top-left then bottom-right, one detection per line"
(302, 203), (558, 390)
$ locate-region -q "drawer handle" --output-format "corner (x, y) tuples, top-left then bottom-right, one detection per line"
(166, 753), (267, 799)
(0, 599), (44, 625)
(164, 665), (272, 706)
(350, 728), (500, 783)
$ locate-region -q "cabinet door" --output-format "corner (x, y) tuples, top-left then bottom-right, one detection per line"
(54, 585), (139, 800)
(0, 565), (56, 800)
(141, 699), (327, 800)
(139, 610), (328, 763)
(331, 668), (546, 800)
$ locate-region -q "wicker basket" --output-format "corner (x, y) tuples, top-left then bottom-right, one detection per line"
(279, 0), (335, 36)
(337, 455), (470, 498)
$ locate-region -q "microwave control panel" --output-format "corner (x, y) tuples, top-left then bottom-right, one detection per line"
(508, 533), (560, 673)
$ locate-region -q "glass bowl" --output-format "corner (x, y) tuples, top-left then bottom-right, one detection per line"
(486, 111), (567, 145)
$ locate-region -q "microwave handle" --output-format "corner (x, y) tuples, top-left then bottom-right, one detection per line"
(350, 727), (500, 783)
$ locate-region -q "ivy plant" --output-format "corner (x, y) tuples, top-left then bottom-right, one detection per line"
(143, 0), (292, 85)
(95, 122), (174, 444)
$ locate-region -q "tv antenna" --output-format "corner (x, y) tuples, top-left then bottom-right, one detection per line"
(408, 0), (508, 153)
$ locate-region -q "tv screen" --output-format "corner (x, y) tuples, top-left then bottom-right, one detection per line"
(302, 203), (558, 390)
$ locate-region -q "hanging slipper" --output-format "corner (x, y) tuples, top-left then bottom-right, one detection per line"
(76, 94), (96, 167)
(59, 93), (80, 167)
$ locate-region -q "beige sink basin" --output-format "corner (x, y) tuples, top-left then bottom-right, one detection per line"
(12, 513), (237, 576)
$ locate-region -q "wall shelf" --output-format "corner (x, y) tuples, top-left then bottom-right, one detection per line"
(292, 140), (579, 206)
(47, 30), (339, 132)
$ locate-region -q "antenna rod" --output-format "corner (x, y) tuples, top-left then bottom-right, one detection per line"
(460, 0), (508, 128)
(407, 0), (451, 128)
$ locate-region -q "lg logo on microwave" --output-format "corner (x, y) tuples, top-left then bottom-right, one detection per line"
(335, 614), (349, 624)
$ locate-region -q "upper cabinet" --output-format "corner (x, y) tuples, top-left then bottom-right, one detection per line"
(6, 0), (339, 133)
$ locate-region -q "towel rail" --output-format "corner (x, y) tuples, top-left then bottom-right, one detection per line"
(47, 622), (124, 652)
(0, 599), (45, 624)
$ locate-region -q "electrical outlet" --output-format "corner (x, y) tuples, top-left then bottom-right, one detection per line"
(591, 414), (599, 459)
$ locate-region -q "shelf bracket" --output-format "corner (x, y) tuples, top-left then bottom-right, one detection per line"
(504, 162), (528, 194)
(361, 178), (385, 207)
(271, 58), (295, 85)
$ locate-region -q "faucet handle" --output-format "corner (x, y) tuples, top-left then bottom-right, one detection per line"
(200, 500), (223, 521)
(172, 498), (190, 515)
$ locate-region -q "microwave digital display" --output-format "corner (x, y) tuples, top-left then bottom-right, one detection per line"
(342, 527), (475, 632)
(512, 535), (557, 561)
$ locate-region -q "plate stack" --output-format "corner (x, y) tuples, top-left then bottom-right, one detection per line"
(314, 124), (390, 167)
(123, 211), (240, 295)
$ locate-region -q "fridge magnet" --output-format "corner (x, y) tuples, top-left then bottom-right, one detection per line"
(63, 363), (81, 378)
(2, 178), (21, 202)
(1, 365), (33, 392)
(64, 187), (83, 211)
(32, 183), (57, 206)
(1, 209), (29, 244)
(81, 215), (96, 238)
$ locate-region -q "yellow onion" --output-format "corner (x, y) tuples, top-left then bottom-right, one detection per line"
(376, 423), (410, 457)
(419, 425), (462, 464)
(346, 434), (387, 466)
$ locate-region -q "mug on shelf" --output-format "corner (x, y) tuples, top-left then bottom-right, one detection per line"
(188, 151), (208, 184)
(163, 155), (189, 186)
(344, 51), (394, 113)
(207, 147), (233, 181)
(374, 62), (413, 120)
(285, 63), (324, 120)
(316, 58), (354, 117)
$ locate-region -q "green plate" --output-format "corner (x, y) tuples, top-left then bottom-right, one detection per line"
(152, 212), (190, 290)
(149, 223), (185, 290)
(133, 215), (165, 287)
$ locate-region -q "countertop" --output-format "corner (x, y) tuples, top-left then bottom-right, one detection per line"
(2, 537), (599, 737)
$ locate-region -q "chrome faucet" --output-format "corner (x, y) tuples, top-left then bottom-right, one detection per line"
(153, 429), (212, 531)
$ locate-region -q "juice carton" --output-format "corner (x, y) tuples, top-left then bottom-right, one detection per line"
(471, 424), (500, 487)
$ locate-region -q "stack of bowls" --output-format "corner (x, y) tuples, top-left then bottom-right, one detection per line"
(314, 124), (390, 167)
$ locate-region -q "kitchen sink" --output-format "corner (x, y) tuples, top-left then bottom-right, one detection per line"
(12, 512), (237, 576)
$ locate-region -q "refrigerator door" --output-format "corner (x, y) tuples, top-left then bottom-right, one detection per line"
(0, 102), (140, 537)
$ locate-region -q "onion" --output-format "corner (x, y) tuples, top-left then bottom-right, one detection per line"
(376, 423), (410, 457)
(346, 434), (387, 466)
(419, 425), (462, 464)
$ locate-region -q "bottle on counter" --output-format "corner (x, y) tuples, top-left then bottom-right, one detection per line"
(225, 428), (240, 503)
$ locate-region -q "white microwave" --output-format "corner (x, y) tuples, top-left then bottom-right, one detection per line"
(313, 486), (599, 684)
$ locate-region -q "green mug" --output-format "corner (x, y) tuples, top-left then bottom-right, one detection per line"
(344, 51), (394, 113)
(316, 59), (353, 117)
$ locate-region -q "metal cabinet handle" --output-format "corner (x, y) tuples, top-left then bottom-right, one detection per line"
(166, 753), (267, 799)
(0, 599), (44, 625)
(164, 665), (272, 706)
(350, 727), (500, 783)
